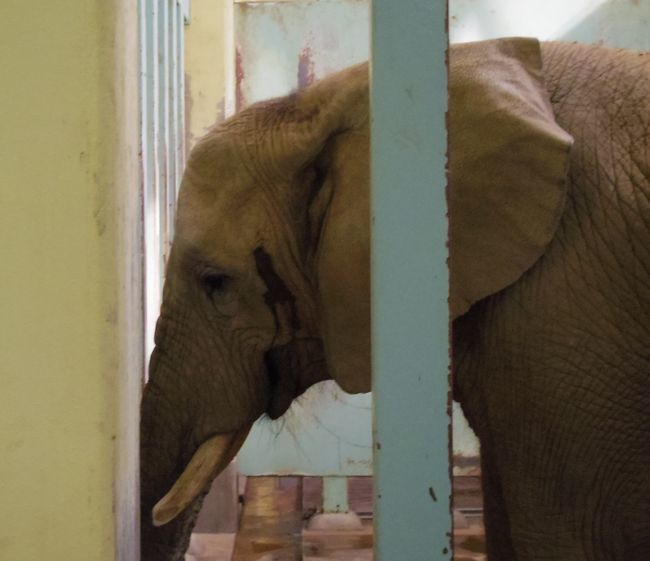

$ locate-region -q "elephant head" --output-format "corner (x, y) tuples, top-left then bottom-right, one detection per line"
(140, 37), (572, 560)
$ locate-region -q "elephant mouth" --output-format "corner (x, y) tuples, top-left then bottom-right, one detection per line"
(151, 425), (252, 527)
(265, 337), (330, 419)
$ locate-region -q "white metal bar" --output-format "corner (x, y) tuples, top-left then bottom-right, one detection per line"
(176, 2), (186, 183)
(179, 0), (191, 24)
(139, 0), (149, 371)
(168, 0), (178, 243)
(158, 0), (169, 267)
(143, 0), (162, 366)
(140, 0), (188, 370)
(371, 1), (452, 560)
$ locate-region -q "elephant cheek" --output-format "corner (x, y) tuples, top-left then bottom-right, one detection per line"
(264, 338), (330, 419)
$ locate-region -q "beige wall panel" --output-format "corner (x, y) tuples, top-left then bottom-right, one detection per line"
(0, 1), (141, 560)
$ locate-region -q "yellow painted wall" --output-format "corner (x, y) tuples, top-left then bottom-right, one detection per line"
(185, 0), (233, 145)
(0, 1), (141, 560)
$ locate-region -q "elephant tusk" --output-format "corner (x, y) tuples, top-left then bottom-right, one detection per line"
(152, 425), (251, 527)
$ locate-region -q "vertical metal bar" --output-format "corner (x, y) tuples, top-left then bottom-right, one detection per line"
(177, 1), (186, 180)
(371, 1), (451, 560)
(138, 0), (149, 205)
(180, 0), (191, 23)
(322, 477), (350, 514)
(139, 0), (148, 370)
(141, 0), (187, 369)
(158, 0), (170, 267)
(143, 0), (161, 366)
(168, 0), (178, 242)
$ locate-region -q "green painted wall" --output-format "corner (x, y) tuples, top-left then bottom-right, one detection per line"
(0, 1), (141, 560)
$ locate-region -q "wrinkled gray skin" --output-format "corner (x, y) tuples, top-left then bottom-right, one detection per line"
(141, 41), (650, 561)
(453, 48), (650, 559)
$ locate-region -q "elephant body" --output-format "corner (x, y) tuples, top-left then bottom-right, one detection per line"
(140, 39), (650, 561)
(455, 42), (650, 560)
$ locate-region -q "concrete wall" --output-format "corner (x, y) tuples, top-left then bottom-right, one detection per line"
(0, 1), (141, 560)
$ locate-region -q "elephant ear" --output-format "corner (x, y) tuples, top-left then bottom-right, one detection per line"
(449, 37), (573, 319)
(237, 63), (368, 175)
(275, 66), (372, 394)
(234, 64), (372, 394)
(231, 63), (369, 282)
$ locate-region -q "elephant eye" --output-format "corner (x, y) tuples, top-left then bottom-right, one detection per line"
(202, 273), (232, 297)
(199, 269), (239, 315)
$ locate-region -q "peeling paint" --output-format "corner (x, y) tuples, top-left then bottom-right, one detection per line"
(297, 45), (315, 89)
(235, 46), (245, 111)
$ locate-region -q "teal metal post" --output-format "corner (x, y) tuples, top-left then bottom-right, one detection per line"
(371, 1), (451, 560)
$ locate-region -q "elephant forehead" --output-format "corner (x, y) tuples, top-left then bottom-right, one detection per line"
(175, 193), (269, 266)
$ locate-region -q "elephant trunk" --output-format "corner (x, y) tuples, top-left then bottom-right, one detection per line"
(141, 494), (204, 561)
(140, 376), (193, 561)
(140, 346), (210, 561)
(140, 346), (254, 561)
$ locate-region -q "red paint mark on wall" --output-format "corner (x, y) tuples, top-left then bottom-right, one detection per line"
(297, 45), (315, 90)
(235, 46), (245, 111)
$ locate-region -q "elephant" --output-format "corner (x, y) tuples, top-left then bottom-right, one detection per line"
(140, 37), (650, 561)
